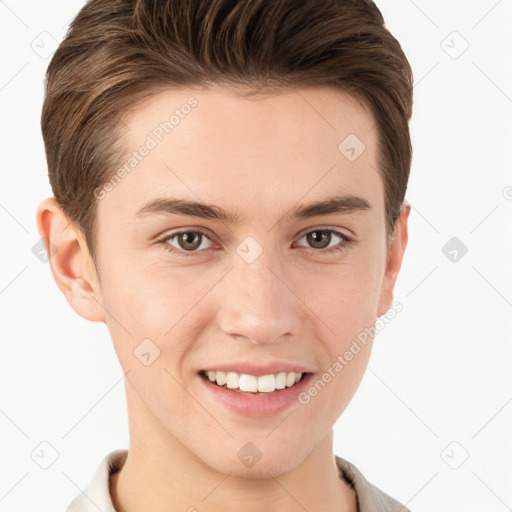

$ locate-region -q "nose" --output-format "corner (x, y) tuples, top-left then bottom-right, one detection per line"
(216, 247), (302, 345)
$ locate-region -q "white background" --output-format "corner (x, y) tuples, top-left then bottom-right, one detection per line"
(1, 1), (511, 510)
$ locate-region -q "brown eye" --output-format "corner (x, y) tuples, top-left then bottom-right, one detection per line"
(295, 229), (350, 253)
(176, 232), (202, 251)
(163, 230), (213, 254)
(306, 230), (332, 249)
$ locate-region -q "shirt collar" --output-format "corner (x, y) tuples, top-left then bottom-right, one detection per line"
(66, 450), (409, 512)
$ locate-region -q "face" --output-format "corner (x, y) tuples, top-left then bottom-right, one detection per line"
(87, 85), (405, 477)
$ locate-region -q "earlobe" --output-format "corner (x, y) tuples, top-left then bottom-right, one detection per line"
(36, 197), (105, 322)
(376, 203), (411, 318)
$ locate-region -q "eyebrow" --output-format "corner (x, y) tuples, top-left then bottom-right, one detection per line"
(135, 194), (371, 223)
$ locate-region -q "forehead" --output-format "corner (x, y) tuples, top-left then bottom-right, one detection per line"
(98, 84), (381, 221)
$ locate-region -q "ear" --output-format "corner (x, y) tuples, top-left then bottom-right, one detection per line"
(36, 197), (105, 322)
(376, 203), (411, 317)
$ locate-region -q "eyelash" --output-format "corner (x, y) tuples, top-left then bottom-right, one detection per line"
(157, 228), (353, 258)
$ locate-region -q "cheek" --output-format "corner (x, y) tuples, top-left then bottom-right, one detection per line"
(297, 267), (379, 419)
(303, 257), (383, 340)
(99, 254), (210, 332)
(97, 256), (218, 381)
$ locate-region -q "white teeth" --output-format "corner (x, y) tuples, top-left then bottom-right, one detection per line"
(239, 374), (258, 392)
(226, 371), (239, 389)
(204, 370), (304, 393)
(257, 374), (275, 393)
(275, 372), (287, 390)
(286, 372), (296, 387)
(216, 371), (226, 386)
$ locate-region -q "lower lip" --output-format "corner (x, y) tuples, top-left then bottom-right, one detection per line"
(199, 372), (314, 417)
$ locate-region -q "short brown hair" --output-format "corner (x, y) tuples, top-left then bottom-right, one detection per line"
(41, 0), (413, 261)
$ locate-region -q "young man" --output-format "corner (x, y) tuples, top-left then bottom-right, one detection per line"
(37, 0), (413, 510)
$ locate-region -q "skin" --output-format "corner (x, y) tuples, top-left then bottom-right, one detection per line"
(37, 84), (410, 512)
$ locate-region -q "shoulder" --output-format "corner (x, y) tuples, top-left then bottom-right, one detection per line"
(65, 449), (128, 512)
(335, 455), (410, 512)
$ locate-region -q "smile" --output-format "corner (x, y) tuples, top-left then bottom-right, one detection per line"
(200, 370), (306, 394)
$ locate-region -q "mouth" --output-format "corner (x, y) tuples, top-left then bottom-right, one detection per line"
(198, 369), (312, 395)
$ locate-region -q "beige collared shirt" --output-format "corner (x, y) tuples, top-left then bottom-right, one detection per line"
(66, 449), (410, 512)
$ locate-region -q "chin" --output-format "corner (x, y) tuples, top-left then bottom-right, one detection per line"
(197, 439), (307, 479)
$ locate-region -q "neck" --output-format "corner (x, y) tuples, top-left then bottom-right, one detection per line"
(111, 382), (357, 512)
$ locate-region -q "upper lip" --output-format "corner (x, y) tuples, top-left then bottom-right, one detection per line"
(201, 362), (313, 377)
